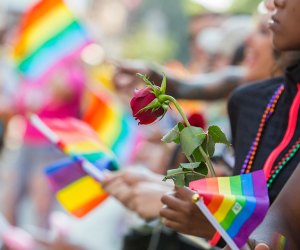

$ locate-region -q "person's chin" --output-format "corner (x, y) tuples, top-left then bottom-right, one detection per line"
(272, 37), (288, 51)
(273, 39), (299, 51)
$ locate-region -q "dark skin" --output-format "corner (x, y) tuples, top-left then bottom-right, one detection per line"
(160, 187), (215, 239)
(160, 0), (300, 247)
(113, 61), (243, 101)
(269, 0), (300, 50)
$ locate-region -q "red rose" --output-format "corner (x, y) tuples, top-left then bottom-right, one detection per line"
(130, 87), (164, 125)
(187, 112), (206, 129)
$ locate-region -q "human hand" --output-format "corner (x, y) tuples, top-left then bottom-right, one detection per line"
(102, 167), (166, 187)
(112, 60), (150, 91)
(102, 173), (133, 205)
(160, 187), (215, 239)
(126, 182), (172, 220)
(114, 59), (150, 75)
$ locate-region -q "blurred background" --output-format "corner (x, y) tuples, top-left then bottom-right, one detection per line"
(0, 0), (272, 250)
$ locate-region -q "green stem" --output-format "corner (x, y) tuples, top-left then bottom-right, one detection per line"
(199, 147), (216, 177)
(163, 94), (216, 177)
(186, 155), (193, 163)
(162, 95), (191, 127)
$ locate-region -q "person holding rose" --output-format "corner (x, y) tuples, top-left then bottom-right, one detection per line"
(160, 0), (300, 248)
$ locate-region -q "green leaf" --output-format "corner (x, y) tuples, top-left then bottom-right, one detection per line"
(161, 123), (181, 143)
(137, 73), (155, 88)
(174, 123), (185, 144)
(194, 162), (209, 176)
(152, 87), (161, 97)
(163, 168), (185, 187)
(138, 98), (161, 114)
(179, 162), (201, 170)
(180, 126), (206, 156)
(208, 125), (231, 147)
(178, 122), (185, 131)
(192, 148), (205, 162)
(160, 72), (167, 94)
(202, 135), (215, 157)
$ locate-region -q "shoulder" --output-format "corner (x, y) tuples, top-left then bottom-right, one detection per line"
(228, 77), (284, 110)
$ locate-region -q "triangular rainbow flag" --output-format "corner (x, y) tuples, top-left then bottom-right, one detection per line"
(83, 90), (142, 165)
(45, 157), (108, 218)
(189, 171), (269, 250)
(12, 0), (90, 83)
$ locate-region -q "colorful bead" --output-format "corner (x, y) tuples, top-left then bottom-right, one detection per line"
(241, 84), (284, 174)
(241, 84), (299, 188)
(267, 139), (300, 187)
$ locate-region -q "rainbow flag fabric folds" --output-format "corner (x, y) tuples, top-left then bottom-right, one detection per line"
(45, 157), (108, 218)
(40, 117), (120, 172)
(189, 170), (269, 250)
(13, 0), (90, 83)
(83, 91), (142, 165)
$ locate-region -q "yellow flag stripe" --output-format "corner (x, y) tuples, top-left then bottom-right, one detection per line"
(214, 177), (236, 222)
(56, 176), (105, 211)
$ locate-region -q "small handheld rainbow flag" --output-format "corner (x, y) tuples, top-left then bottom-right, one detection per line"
(189, 171), (269, 250)
(13, 0), (90, 83)
(83, 90), (142, 165)
(45, 157), (108, 217)
(30, 115), (119, 181)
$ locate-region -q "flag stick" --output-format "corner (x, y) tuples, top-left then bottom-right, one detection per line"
(29, 114), (59, 144)
(29, 114), (106, 182)
(196, 199), (239, 250)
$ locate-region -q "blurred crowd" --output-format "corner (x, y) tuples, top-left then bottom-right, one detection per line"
(0, 0), (296, 249)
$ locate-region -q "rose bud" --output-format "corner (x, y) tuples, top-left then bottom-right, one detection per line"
(130, 87), (165, 125)
(187, 112), (206, 129)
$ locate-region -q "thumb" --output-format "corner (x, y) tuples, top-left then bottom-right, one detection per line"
(255, 243), (270, 250)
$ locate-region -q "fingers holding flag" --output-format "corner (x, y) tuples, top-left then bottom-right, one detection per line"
(160, 187), (215, 239)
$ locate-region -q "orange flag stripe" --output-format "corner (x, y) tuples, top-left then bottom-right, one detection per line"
(71, 193), (109, 218)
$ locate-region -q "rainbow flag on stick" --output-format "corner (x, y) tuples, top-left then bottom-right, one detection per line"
(30, 114), (119, 182)
(83, 90), (142, 165)
(45, 157), (108, 217)
(189, 171), (269, 250)
(13, 0), (90, 83)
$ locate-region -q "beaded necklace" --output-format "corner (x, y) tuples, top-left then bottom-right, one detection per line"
(240, 84), (300, 188)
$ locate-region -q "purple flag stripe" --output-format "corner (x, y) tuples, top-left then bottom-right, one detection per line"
(233, 171), (269, 247)
(45, 158), (86, 192)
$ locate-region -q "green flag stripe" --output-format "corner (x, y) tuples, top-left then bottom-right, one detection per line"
(220, 176), (246, 230)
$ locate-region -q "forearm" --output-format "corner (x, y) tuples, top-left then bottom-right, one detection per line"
(149, 66), (245, 101)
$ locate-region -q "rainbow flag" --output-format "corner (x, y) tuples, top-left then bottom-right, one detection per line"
(12, 0), (90, 83)
(189, 171), (269, 250)
(31, 116), (120, 172)
(83, 91), (142, 165)
(45, 157), (108, 218)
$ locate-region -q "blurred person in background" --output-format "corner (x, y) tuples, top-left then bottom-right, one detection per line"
(186, 13), (225, 74)
(1, 59), (85, 228)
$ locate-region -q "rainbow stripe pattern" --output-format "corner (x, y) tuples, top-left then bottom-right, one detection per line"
(83, 91), (142, 165)
(189, 170), (269, 249)
(45, 157), (108, 218)
(42, 117), (119, 171)
(12, 0), (90, 83)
